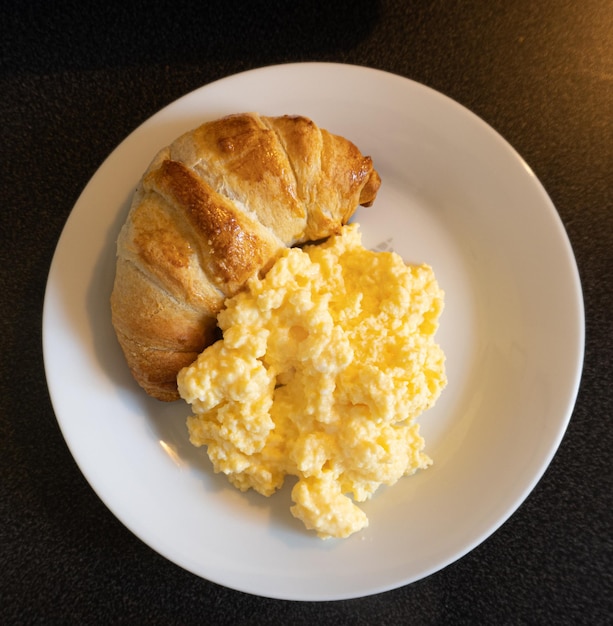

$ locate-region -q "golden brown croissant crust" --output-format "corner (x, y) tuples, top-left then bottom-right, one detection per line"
(111, 112), (381, 401)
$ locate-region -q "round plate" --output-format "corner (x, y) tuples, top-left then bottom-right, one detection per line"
(43, 63), (584, 601)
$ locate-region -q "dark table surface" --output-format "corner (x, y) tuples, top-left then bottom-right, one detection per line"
(2, 1), (612, 623)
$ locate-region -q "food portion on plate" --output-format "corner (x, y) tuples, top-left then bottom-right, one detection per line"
(179, 224), (446, 538)
(110, 112), (446, 539)
(110, 112), (381, 401)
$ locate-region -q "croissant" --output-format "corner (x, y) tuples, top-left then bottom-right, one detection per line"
(110, 113), (381, 401)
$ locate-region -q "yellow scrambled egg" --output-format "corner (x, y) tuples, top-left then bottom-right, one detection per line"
(177, 224), (446, 539)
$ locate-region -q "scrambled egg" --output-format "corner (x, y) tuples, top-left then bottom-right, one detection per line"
(177, 224), (446, 539)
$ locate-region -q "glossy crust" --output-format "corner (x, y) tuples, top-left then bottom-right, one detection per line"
(111, 113), (381, 400)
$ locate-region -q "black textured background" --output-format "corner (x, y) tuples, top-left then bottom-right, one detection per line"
(2, 0), (612, 623)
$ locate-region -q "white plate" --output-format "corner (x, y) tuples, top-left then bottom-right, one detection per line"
(43, 63), (584, 601)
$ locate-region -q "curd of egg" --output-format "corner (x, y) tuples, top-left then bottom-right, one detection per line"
(177, 224), (446, 539)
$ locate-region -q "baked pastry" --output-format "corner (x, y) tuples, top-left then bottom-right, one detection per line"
(110, 113), (381, 401)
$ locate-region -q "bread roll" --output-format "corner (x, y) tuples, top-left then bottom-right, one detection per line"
(111, 113), (381, 400)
